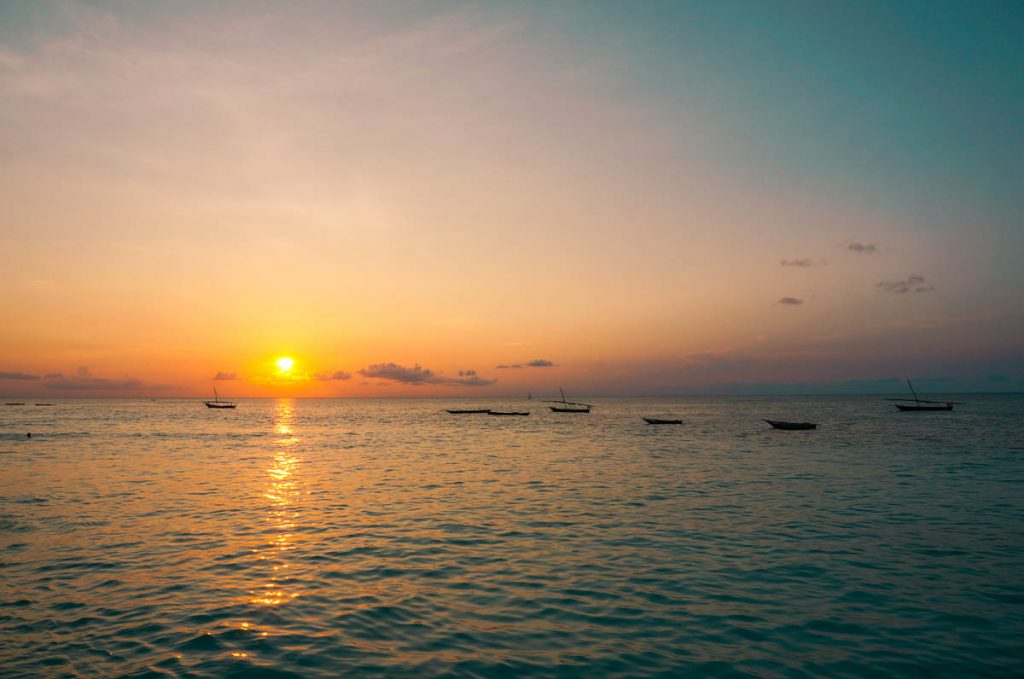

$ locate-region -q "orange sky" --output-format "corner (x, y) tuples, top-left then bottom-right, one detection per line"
(1, 3), (1022, 397)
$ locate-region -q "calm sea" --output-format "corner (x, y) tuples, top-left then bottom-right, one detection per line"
(1, 396), (1023, 677)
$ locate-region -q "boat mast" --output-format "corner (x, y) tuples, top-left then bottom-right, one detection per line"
(906, 379), (920, 404)
(214, 386), (220, 403)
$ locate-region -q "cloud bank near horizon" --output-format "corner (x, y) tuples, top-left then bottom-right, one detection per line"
(359, 362), (495, 387)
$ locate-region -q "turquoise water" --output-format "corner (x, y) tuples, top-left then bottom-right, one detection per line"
(1, 396), (1022, 677)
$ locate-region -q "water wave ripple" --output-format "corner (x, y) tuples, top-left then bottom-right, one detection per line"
(1, 396), (1023, 677)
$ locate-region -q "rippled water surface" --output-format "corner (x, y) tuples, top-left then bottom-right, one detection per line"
(2, 396), (1023, 677)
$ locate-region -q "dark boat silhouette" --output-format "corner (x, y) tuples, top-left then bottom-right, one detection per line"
(488, 411), (529, 416)
(886, 379), (957, 412)
(546, 388), (592, 413)
(644, 417), (682, 425)
(446, 408), (491, 414)
(765, 419), (817, 430)
(5, 402), (25, 406)
(203, 387), (236, 409)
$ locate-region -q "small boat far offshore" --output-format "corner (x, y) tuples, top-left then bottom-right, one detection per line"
(765, 419), (817, 430)
(886, 379), (957, 412)
(488, 411), (530, 416)
(446, 408), (491, 414)
(644, 417), (682, 425)
(547, 388), (592, 413)
(204, 387), (236, 409)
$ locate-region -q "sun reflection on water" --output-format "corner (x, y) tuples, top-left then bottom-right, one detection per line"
(248, 399), (303, 608)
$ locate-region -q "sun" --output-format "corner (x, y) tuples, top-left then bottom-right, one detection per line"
(276, 357), (295, 373)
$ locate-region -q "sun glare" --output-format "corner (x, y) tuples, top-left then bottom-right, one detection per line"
(276, 357), (295, 372)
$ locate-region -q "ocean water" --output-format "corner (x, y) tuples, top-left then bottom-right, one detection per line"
(1, 395), (1023, 678)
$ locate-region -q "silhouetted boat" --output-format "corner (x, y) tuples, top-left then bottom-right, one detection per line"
(644, 417), (682, 425)
(35, 403), (54, 406)
(4, 402), (25, 406)
(547, 388), (592, 413)
(886, 379), (957, 412)
(488, 411), (530, 416)
(765, 419), (816, 430)
(203, 387), (236, 409)
(446, 408), (491, 414)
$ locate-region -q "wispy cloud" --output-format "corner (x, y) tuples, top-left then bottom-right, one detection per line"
(359, 362), (494, 386)
(846, 241), (878, 254)
(213, 371), (237, 381)
(0, 371), (39, 380)
(26, 366), (171, 394)
(777, 297), (803, 305)
(498, 359), (555, 368)
(780, 258), (812, 267)
(44, 376), (145, 391)
(314, 370), (352, 381)
(877, 274), (933, 294)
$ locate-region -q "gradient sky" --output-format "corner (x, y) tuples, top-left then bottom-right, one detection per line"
(1, 1), (1022, 397)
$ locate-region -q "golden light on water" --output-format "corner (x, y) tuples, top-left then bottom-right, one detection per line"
(249, 399), (303, 608)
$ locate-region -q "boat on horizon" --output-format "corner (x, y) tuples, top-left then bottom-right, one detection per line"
(446, 408), (491, 414)
(765, 419), (817, 430)
(547, 388), (592, 413)
(886, 379), (957, 412)
(644, 417), (682, 425)
(203, 387), (236, 409)
(488, 411), (530, 416)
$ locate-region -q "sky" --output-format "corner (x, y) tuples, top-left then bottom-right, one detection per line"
(1, 1), (1022, 397)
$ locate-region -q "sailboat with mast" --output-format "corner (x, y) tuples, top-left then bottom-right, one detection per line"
(203, 386), (237, 409)
(886, 379), (957, 412)
(546, 388), (593, 413)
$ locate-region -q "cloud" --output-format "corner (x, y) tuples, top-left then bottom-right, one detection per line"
(43, 377), (145, 391)
(0, 371), (39, 380)
(497, 359), (556, 368)
(877, 274), (934, 294)
(358, 362), (495, 386)
(30, 366), (171, 394)
(777, 297), (804, 305)
(780, 258), (812, 267)
(314, 370), (352, 381)
(846, 241), (878, 254)
(213, 371), (237, 381)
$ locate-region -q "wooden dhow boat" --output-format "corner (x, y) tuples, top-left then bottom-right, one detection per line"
(546, 388), (592, 413)
(765, 419), (817, 430)
(203, 387), (236, 409)
(886, 379), (958, 412)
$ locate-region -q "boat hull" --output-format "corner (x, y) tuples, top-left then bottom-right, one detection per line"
(446, 409), (491, 414)
(644, 418), (682, 425)
(765, 419), (816, 430)
(204, 402), (237, 409)
(488, 411), (529, 416)
(550, 406), (590, 413)
(895, 404), (953, 411)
